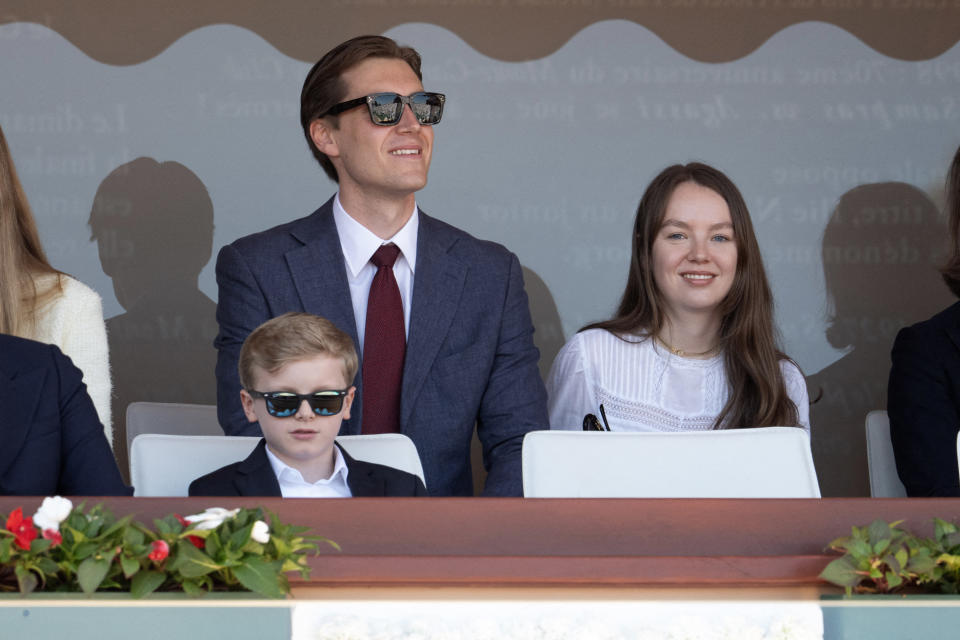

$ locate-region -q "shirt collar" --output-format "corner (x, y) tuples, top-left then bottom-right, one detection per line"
(264, 442), (350, 486)
(333, 193), (418, 279)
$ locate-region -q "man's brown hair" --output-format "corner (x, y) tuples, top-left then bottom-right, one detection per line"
(300, 35), (422, 182)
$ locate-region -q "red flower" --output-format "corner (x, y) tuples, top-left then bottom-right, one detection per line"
(148, 539), (169, 563)
(42, 528), (62, 547)
(175, 514), (205, 549)
(6, 508), (38, 550)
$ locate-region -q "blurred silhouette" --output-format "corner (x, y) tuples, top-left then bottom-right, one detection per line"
(807, 182), (952, 496)
(89, 158), (218, 479)
(522, 266), (565, 380)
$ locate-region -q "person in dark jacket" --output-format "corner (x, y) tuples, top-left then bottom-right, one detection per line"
(889, 144), (960, 496)
(0, 333), (130, 496)
(191, 312), (426, 497)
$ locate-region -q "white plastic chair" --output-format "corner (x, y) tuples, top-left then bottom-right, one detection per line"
(522, 427), (820, 498)
(125, 402), (221, 462)
(865, 410), (907, 498)
(130, 433), (426, 497)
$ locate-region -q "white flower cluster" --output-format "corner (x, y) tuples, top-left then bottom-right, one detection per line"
(32, 496), (73, 532)
(183, 507), (270, 544)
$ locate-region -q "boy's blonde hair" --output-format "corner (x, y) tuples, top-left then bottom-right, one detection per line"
(238, 312), (358, 389)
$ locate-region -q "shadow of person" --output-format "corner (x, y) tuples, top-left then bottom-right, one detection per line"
(807, 182), (953, 496)
(522, 266), (566, 380)
(89, 158), (218, 480)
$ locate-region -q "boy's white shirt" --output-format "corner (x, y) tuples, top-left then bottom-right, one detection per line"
(264, 443), (352, 498)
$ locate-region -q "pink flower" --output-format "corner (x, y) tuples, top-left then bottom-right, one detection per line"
(6, 508), (37, 551)
(148, 539), (169, 563)
(42, 528), (62, 547)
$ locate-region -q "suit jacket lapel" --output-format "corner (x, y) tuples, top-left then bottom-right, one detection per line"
(401, 213), (467, 426)
(285, 199), (363, 433)
(233, 440), (283, 496)
(0, 363), (46, 483)
(339, 442), (386, 496)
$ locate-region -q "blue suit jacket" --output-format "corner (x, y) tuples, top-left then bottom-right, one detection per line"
(888, 301), (960, 496)
(214, 198), (548, 496)
(188, 440), (427, 497)
(0, 334), (131, 496)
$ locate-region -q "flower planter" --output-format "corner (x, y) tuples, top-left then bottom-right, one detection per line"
(821, 594), (960, 639)
(0, 592), (291, 640)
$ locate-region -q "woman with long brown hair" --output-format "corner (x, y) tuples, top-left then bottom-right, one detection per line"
(547, 162), (808, 433)
(0, 124), (112, 443)
(888, 144), (960, 496)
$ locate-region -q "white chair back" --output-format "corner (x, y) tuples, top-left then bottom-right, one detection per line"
(522, 427), (820, 498)
(130, 433), (426, 497)
(125, 402), (221, 461)
(865, 410), (907, 498)
(335, 434), (426, 486)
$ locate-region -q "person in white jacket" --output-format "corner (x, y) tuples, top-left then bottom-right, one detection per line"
(0, 123), (112, 446)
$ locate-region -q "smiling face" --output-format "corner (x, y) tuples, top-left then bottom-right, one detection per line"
(241, 354), (355, 477)
(310, 57), (433, 207)
(651, 181), (738, 325)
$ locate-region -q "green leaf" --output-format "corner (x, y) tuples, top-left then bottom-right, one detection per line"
(233, 557), (285, 599)
(121, 554), (140, 578)
(883, 552), (902, 574)
(910, 551), (939, 576)
(230, 523), (254, 549)
(73, 541), (99, 560)
(873, 538), (891, 555)
(181, 579), (206, 597)
(124, 527), (145, 547)
(895, 548), (909, 568)
(868, 520), (893, 543)
(886, 571), (903, 589)
(77, 557), (112, 594)
(15, 566), (38, 594)
(822, 557), (863, 588)
(204, 531), (222, 559)
(36, 557), (60, 576)
(29, 538), (52, 553)
(849, 539), (872, 558)
(172, 541), (222, 578)
(130, 571), (166, 598)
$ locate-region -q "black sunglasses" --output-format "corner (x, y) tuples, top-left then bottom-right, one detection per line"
(248, 389), (349, 418)
(321, 92), (445, 126)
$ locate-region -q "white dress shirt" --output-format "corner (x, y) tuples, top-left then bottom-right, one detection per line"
(264, 444), (353, 498)
(333, 194), (418, 354)
(546, 328), (811, 434)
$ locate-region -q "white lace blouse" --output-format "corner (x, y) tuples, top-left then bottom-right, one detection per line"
(546, 328), (810, 434)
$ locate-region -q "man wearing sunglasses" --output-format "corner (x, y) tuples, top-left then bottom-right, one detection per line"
(214, 35), (548, 497)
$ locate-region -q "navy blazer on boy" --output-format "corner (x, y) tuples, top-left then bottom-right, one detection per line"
(188, 439), (427, 497)
(214, 198), (548, 497)
(0, 334), (131, 496)
(888, 301), (960, 496)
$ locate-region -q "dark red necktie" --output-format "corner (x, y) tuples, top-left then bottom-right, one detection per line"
(362, 244), (405, 434)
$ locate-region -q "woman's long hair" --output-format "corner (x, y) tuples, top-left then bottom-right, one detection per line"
(585, 162), (800, 429)
(940, 145), (960, 297)
(0, 124), (62, 336)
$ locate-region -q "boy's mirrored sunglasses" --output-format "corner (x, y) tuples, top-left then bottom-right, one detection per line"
(321, 92), (445, 126)
(248, 390), (349, 417)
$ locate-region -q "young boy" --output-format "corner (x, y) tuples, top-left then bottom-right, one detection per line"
(190, 312), (427, 497)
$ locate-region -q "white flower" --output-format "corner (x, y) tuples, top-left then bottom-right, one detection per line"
(251, 520), (270, 544)
(183, 507), (240, 530)
(32, 496), (73, 532)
